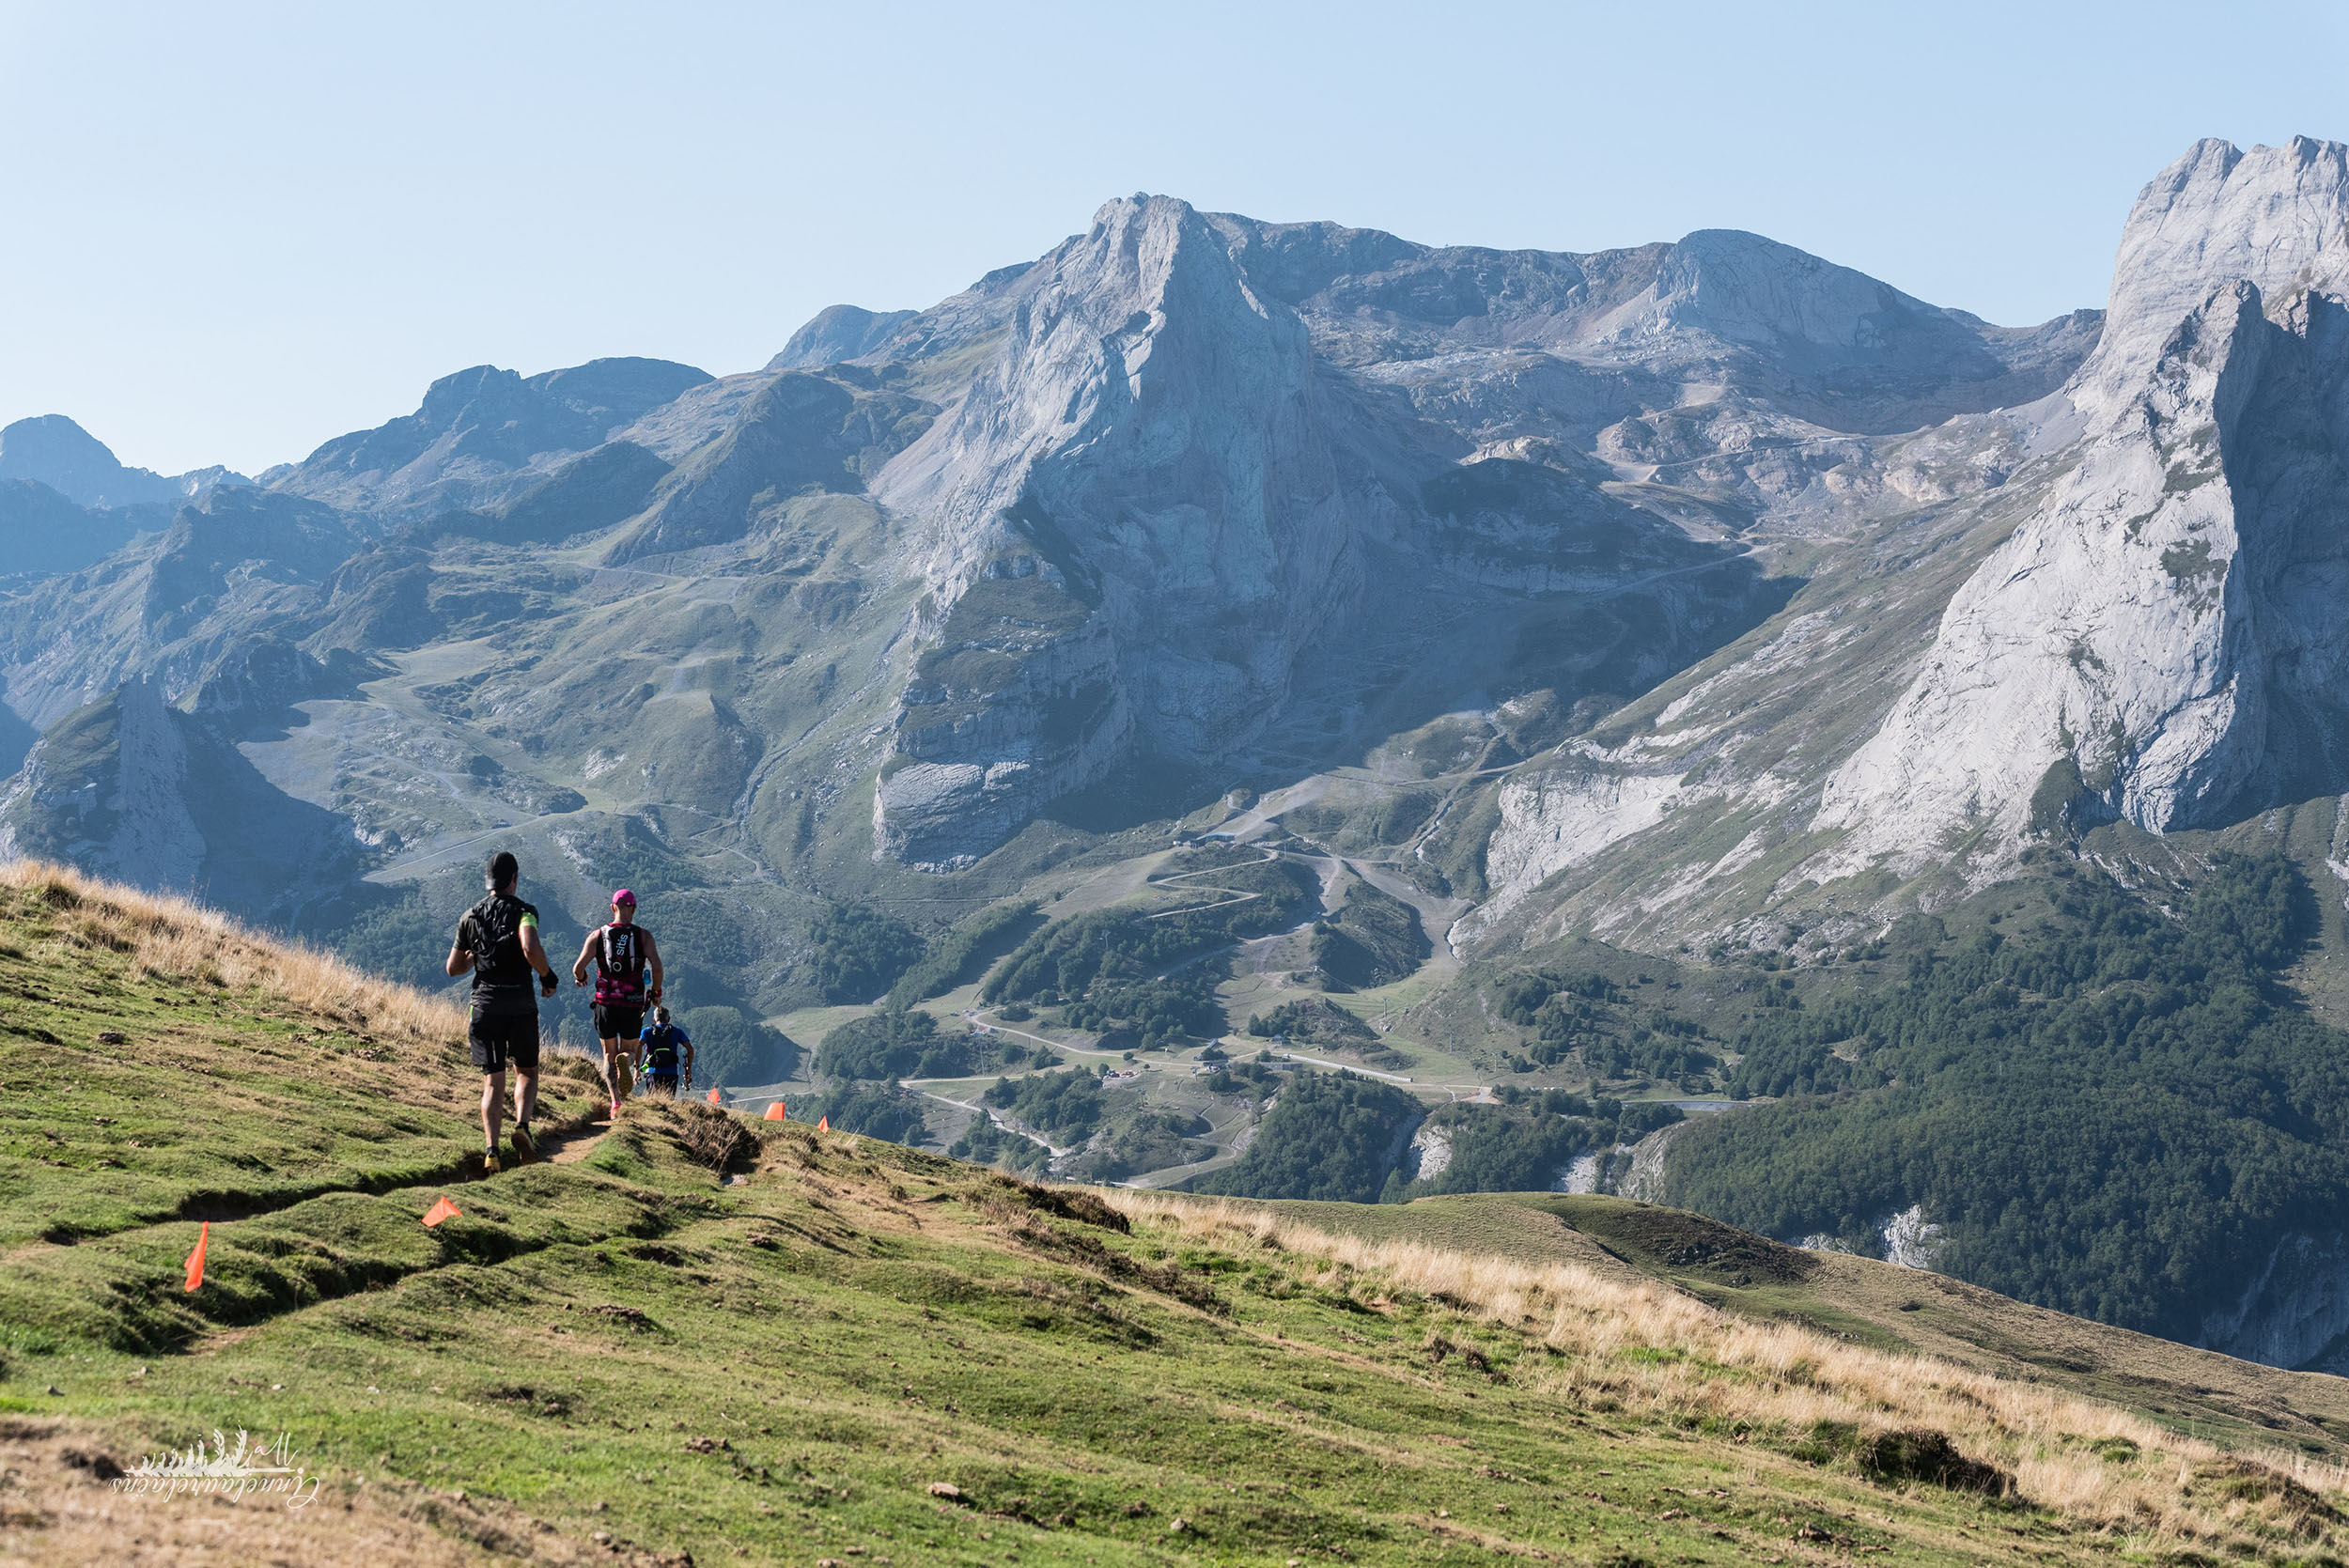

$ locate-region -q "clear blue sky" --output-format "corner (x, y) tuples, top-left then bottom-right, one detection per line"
(3, 0), (2344, 476)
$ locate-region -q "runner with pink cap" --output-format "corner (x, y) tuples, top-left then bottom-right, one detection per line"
(571, 887), (662, 1120)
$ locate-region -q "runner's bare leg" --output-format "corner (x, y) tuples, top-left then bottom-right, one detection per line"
(481, 1066), (506, 1149)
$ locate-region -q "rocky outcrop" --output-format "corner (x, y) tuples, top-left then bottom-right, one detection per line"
(869, 195), (1371, 863)
(768, 304), (919, 370)
(873, 562), (1129, 867)
(606, 368), (933, 564)
(2196, 1230), (2349, 1371)
(1399, 1121), (1454, 1185)
(1616, 1121), (1687, 1202)
(1819, 140), (2349, 865)
(2076, 137), (2349, 412)
(0, 679), (203, 893)
(271, 356), (713, 518)
(0, 673), (372, 928)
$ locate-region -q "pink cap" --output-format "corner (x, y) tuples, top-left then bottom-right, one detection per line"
(612, 889), (636, 907)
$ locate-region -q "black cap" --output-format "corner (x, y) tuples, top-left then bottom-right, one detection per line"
(486, 850), (519, 891)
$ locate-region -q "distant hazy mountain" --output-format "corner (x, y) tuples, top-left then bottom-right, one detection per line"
(0, 413), (249, 509)
(265, 356), (715, 518)
(0, 477), (141, 581)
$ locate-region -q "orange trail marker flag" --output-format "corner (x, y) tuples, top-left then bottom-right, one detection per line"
(763, 1099), (787, 1122)
(707, 1087), (722, 1104)
(817, 1114), (830, 1131)
(421, 1196), (461, 1228)
(183, 1221), (209, 1292)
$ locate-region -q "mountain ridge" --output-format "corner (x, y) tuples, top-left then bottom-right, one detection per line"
(17, 141), (2349, 1371)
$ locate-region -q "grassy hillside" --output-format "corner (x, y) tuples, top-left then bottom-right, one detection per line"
(6, 862), (2349, 1565)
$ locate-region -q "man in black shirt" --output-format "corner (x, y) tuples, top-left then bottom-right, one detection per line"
(445, 849), (562, 1172)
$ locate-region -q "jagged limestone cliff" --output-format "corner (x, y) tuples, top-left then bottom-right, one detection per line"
(1821, 138), (2349, 869)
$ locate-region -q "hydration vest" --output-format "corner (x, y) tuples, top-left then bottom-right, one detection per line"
(462, 893), (540, 1016)
(593, 923), (648, 1005)
(643, 1026), (682, 1073)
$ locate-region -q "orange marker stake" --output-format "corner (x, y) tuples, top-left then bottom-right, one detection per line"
(817, 1114), (830, 1132)
(707, 1087), (722, 1104)
(183, 1221), (209, 1292)
(763, 1100), (787, 1122)
(422, 1196), (461, 1228)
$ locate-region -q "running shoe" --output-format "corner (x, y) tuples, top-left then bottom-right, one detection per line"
(510, 1126), (536, 1164)
(482, 1151), (502, 1175)
(609, 1098), (621, 1120)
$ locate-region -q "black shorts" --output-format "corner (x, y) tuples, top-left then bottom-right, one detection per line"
(643, 1070), (680, 1094)
(470, 1013), (540, 1074)
(594, 1004), (645, 1042)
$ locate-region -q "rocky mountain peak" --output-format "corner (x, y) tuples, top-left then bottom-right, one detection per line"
(867, 190), (1361, 865)
(0, 414), (240, 509)
(2078, 136), (2349, 408)
(769, 304), (920, 370)
(1610, 227), (1936, 353)
(272, 355), (713, 518)
(1817, 135), (2349, 872)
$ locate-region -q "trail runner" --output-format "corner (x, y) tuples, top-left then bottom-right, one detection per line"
(636, 1004), (694, 1097)
(573, 888), (662, 1119)
(444, 850), (561, 1172)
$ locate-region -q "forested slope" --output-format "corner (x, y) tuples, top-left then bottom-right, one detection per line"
(1668, 852), (2349, 1344)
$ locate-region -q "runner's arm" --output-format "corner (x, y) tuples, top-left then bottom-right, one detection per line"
(445, 917), (474, 978)
(518, 917), (558, 990)
(571, 929), (598, 986)
(641, 929), (664, 1001)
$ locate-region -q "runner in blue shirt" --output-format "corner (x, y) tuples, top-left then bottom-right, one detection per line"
(636, 1005), (693, 1096)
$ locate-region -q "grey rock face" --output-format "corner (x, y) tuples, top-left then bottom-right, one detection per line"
(606, 369), (933, 564)
(0, 478), (141, 580)
(0, 675), (369, 926)
(1821, 139), (2349, 865)
(272, 356), (714, 518)
(0, 487), (370, 729)
(768, 304), (920, 370)
(2197, 1230), (2349, 1372)
(870, 195), (1366, 863)
(2078, 136), (2349, 411)
(0, 678), (202, 892)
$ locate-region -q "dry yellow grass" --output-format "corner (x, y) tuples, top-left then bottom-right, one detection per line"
(1113, 1190), (2349, 1557)
(0, 859), (464, 1044)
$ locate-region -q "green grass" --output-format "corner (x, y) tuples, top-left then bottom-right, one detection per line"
(9, 868), (2349, 1563)
(0, 885), (603, 1256)
(10, 1109), (2102, 1566)
(1270, 1191), (2349, 1465)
